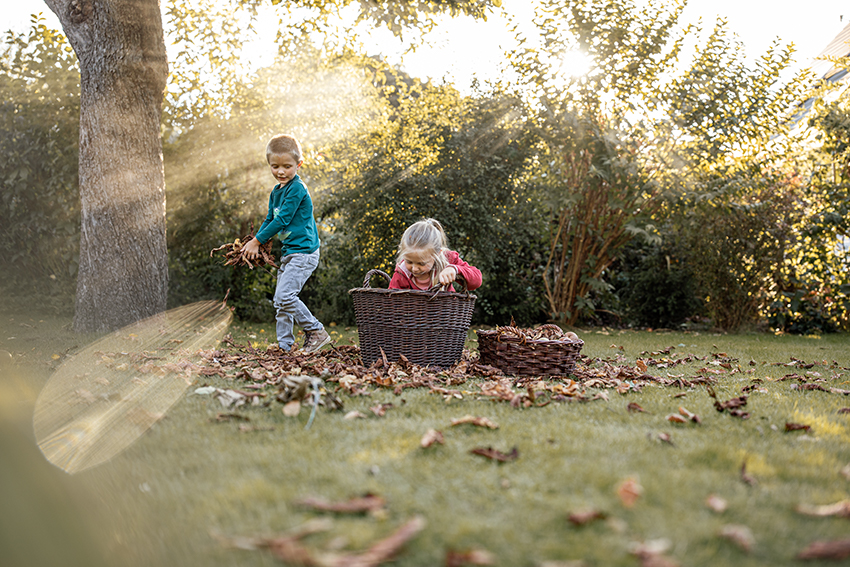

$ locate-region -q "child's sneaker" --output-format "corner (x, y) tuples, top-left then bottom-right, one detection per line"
(303, 328), (332, 353)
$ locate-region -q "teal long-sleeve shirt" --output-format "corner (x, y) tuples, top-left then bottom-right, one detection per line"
(255, 175), (320, 256)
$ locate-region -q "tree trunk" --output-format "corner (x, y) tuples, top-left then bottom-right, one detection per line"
(45, 0), (169, 332)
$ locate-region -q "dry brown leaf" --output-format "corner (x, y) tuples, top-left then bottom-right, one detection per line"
(567, 509), (607, 526)
(451, 415), (499, 429)
(627, 402), (646, 413)
(656, 432), (674, 446)
(283, 400), (301, 417)
(297, 493), (386, 515)
(785, 422), (812, 433)
(370, 403), (394, 417)
(470, 446), (519, 463)
(630, 540), (678, 567)
(333, 515), (426, 567)
(344, 411), (368, 420)
(796, 500), (850, 518)
(665, 413), (688, 424)
(213, 412), (250, 422)
(797, 538), (850, 560)
(445, 548), (496, 566)
(420, 429), (445, 448)
(705, 494), (728, 514)
(740, 461), (757, 486)
(718, 524), (754, 552)
(636, 359), (648, 373)
(678, 406), (701, 424)
(617, 477), (642, 508)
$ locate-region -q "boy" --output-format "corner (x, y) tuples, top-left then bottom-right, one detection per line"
(242, 134), (332, 353)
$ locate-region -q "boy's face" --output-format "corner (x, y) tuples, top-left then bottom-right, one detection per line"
(268, 152), (302, 185)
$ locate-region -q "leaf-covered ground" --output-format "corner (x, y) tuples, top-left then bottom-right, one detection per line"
(3, 308), (850, 567)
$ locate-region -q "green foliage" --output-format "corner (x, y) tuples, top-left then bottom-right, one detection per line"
(0, 18), (80, 305)
(680, 170), (800, 331)
(509, 0), (683, 325)
(766, 79), (850, 333)
(613, 239), (702, 329)
(315, 80), (547, 325)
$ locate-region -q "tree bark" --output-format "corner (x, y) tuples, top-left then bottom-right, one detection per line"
(45, 0), (169, 332)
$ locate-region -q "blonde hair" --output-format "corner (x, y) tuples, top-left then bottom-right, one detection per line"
(266, 134), (303, 163)
(396, 218), (449, 287)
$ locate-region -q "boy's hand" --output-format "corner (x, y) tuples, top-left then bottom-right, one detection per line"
(242, 238), (261, 260)
(438, 266), (458, 285)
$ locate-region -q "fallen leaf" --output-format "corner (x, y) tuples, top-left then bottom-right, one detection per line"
(666, 413), (688, 424)
(420, 429), (445, 448)
(567, 509), (607, 526)
(451, 415), (499, 429)
(678, 406), (701, 424)
(797, 538), (850, 560)
(838, 408), (850, 414)
(617, 477), (642, 508)
(337, 515), (426, 566)
(214, 412), (250, 422)
(740, 461), (757, 486)
(718, 524), (755, 552)
(470, 446), (519, 463)
(630, 539), (678, 567)
(796, 500), (850, 518)
(785, 422), (812, 433)
(636, 359), (648, 373)
(370, 403), (394, 417)
(627, 402), (646, 413)
(705, 494), (728, 513)
(344, 411), (367, 420)
(283, 400), (301, 417)
(656, 432), (674, 446)
(296, 493), (386, 515)
(445, 548), (496, 566)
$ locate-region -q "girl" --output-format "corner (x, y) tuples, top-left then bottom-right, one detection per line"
(389, 218), (482, 291)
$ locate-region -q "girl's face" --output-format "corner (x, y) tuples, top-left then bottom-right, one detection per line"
(403, 250), (435, 280)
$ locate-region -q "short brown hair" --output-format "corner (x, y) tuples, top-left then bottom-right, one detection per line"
(266, 134), (302, 162)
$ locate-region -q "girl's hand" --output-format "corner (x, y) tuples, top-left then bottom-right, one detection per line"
(438, 266), (457, 285)
(242, 238), (261, 260)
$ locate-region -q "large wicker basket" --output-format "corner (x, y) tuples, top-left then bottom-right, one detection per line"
(349, 269), (477, 368)
(476, 327), (583, 377)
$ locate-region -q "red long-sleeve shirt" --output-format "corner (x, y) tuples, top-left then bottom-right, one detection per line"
(388, 249), (482, 291)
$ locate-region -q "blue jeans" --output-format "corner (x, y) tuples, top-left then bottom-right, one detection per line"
(273, 249), (323, 349)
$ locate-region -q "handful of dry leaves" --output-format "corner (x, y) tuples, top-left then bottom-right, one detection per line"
(210, 234), (277, 270)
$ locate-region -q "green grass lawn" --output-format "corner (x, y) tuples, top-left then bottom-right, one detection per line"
(3, 305), (850, 567)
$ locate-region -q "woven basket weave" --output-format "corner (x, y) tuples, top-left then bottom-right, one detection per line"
(349, 269), (477, 368)
(476, 328), (583, 377)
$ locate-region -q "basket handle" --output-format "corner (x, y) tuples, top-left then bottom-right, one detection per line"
(427, 271), (469, 293)
(362, 269), (391, 288)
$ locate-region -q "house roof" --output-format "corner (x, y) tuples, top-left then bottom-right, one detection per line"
(810, 20), (850, 80)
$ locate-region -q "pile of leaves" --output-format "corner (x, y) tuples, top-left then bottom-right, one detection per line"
(210, 233), (277, 270)
(490, 322), (580, 342)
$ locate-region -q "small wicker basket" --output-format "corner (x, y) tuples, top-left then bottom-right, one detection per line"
(349, 269), (477, 368)
(476, 326), (583, 377)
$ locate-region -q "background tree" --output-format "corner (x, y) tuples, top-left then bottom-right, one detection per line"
(0, 19), (80, 312)
(39, 0), (503, 332)
(508, 0), (686, 324)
